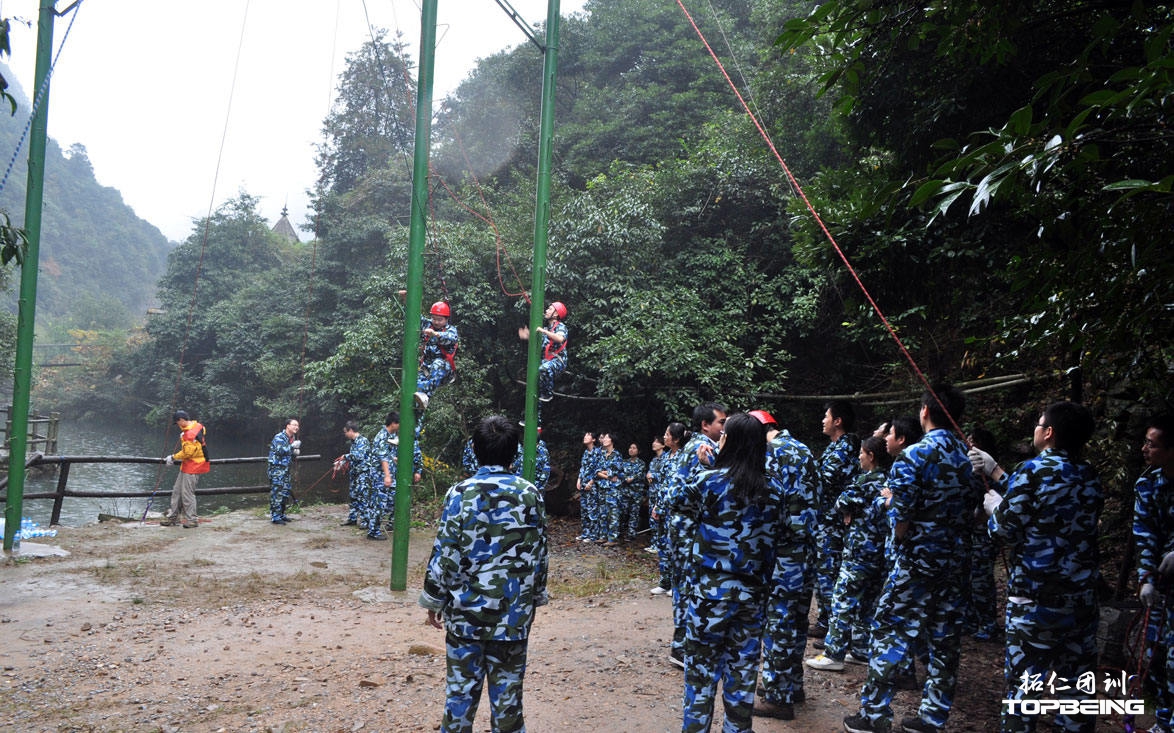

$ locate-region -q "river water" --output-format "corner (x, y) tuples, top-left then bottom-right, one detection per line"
(10, 420), (344, 528)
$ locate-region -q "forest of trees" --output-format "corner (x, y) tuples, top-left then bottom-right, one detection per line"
(4, 2), (1170, 534)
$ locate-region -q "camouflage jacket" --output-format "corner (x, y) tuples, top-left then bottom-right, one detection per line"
(419, 467), (549, 640)
(818, 433), (861, 521)
(990, 448), (1102, 601)
(1133, 466), (1172, 586)
(676, 464), (786, 603)
(766, 430), (819, 561)
(888, 428), (978, 575)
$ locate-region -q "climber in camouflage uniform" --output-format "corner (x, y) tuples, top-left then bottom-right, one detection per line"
(672, 413), (783, 733)
(845, 385), (978, 733)
(419, 415), (548, 733)
(972, 401), (1102, 733)
(750, 410), (819, 722)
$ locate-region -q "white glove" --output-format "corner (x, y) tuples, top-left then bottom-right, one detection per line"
(290, 440), (301, 449)
(292, 448), (300, 456)
(968, 447), (997, 477)
(164, 455), (174, 465)
(1160, 551), (1174, 579)
(982, 489), (1002, 517)
(1141, 583), (1158, 607)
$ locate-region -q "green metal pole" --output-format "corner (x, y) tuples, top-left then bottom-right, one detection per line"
(522, 0), (560, 478)
(390, 0), (437, 591)
(4, 0), (56, 553)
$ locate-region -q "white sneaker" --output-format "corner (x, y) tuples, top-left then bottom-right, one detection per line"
(413, 391), (429, 410)
(650, 585), (670, 595)
(643, 546), (658, 554)
(805, 654), (845, 671)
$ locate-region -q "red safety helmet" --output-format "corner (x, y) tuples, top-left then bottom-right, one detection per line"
(748, 409), (778, 427)
(549, 301), (567, 320)
(430, 301), (451, 318)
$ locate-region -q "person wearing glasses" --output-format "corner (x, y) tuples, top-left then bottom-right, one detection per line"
(969, 402), (1102, 733)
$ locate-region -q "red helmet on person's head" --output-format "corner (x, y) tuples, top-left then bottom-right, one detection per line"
(430, 301), (451, 318)
(550, 301), (567, 319)
(748, 409), (777, 427)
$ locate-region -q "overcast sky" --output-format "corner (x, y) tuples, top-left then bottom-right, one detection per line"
(3, 0), (584, 242)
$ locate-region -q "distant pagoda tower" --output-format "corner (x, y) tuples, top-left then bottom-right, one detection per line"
(272, 206), (300, 243)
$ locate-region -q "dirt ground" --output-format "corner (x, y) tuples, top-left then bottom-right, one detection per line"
(0, 504), (1134, 732)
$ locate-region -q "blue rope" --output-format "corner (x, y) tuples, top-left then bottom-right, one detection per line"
(0, 3), (82, 198)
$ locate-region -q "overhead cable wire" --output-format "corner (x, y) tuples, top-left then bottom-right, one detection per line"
(674, 0), (970, 441)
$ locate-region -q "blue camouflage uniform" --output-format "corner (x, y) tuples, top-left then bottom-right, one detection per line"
(595, 447), (624, 542)
(538, 320), (568, 401)
(825, 467), (888, 661)
(664, 433), (720, 659)
(346, 434), (382, 537)
(966, 473), (999, 639)
(650, 449), (680, 590)
(760, 428), (819, 707)
(510, 440), (551, 490)
(674, 464), (786, 733)
(419, 466), (549, 733)
(1134, 466), (1174, 732)
(373, 426), (422, 533)
(856, 428), (977, 731)
(990, 448), (1102, 733)
(620, 454), (647, 541)
(417, 316), (459, 398)
(815, 433), (861, 628)
(461, 438), (479, 476)
(268, 430), (295, 522)
(577, 446), (601, 540)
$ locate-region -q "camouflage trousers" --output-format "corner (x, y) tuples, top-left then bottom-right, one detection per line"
(602, 487), (623, 542)
(579, 487), (605, 540)
(618, 485), (643, 540)
(825, 556), (885, 660)
(683, 595), (764, 733)
(363, 480), (388, 538)
(347, 474), (372, 523)
(268, 467), (292, 521)
(668, 513), (697, 654)
(859, 561), (965, 730)
(1150, 604), (1174, 732)
(813, 522), (844, 627)
(760, 551), (811, 705)
(1002, 596), (1098, 733)
(966, 528), (998, 635)
(442, 633), (529, 733)
(538, 355), (565, 400)
(417, 357), (453, 397)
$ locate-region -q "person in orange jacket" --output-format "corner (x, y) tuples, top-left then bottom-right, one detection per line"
(161, 409), (209, 528)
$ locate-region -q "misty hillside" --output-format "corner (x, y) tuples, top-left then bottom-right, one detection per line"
(0, 63), (170, 334)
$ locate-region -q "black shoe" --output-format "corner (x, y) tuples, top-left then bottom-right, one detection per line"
(271, 519), (287, 525)
(367, 533), (387, 541)
(901, 716), (940, 733)
(808, 623), (828, 638)
(340, 519), (357, 526)
(669, 648), (685, 669)
(844, 714), (879, 733)
(753, 699), (794, 720)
